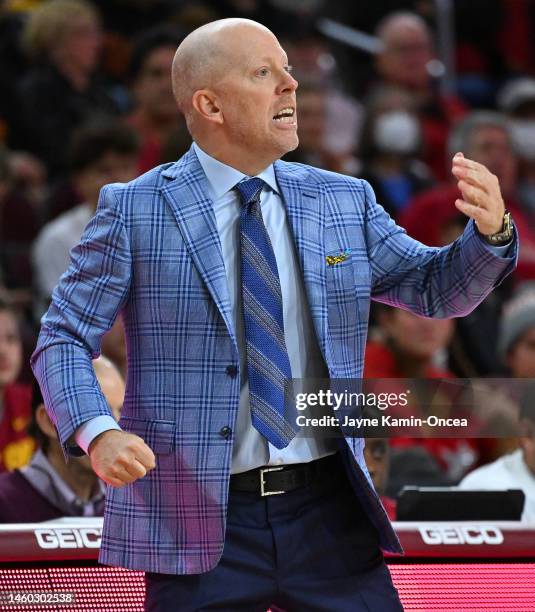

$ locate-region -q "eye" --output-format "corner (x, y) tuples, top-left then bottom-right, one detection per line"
(256, 67), (269, 77)
(284, 65), (293, 74)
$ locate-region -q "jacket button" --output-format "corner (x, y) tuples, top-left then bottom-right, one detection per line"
(226, 365), (238, 378)
(219, 426), (232, 439)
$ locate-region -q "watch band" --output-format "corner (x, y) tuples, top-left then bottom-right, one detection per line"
(483, 211), (513, 246)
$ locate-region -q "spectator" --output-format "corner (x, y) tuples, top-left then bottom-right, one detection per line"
(0, 357), (124, 522)
(499, 284), (535, 379)
(459, 382), (535, 524)
(0, 1), (30, 149)
(126, 25), (187, 174)
(365, 305), (484, 483)
(358, 84), (433, 219)
(280, 32), (363, 173)
(400, 112), (535, 375)
(0, 147), (47, 293)
(18, 0), (117, 178)
(498, 77), (535, 218)
(283, 82), (359, 174)
(364, 436), (397, 520)
(373, 11), (466, 180)
(0, 299), (34, 472)
(366, 305), (454, 380)
(32, 118), (139, 314)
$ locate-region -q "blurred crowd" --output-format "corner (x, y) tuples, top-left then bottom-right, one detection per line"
(0, 0), (534, 524)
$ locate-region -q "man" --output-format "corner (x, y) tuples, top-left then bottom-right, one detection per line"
(0, 357), (124, 522)
(459, 381), (535, 524)
(499, 284), (535, 379)
(373, 12), (466, 180)
(126, 25), (187, 174)
(364, 436), (396, 520)
(31, 18), (517, 612)
(400, 112), (535, 378)
(498, 77), (535, 215)
(0, 298), (33, 472)
(400, 111), (535, 282)
(32, 118), (139, 314)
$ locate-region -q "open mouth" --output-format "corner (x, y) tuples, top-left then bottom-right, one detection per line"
(273, 107), (295, 123)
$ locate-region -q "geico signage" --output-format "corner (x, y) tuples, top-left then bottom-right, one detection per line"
(35, 528), (102, 549)
(419, 525), (504, 545)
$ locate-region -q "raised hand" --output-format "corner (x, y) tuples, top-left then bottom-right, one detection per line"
(451, 152), (506, 236)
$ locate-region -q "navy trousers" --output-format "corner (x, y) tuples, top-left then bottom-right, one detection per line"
(145, 455), (403, 611)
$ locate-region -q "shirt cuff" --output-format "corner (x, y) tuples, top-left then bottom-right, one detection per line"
(75, 416), (122, 455)
(481, 240), (513, 256)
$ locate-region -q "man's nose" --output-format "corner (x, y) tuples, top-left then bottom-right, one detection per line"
(277, 70), (298, 94)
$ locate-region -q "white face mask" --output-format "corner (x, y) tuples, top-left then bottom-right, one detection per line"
(373, 111), (420, 155)
(511, 120), (535, 160)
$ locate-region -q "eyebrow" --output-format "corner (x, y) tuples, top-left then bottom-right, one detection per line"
(257, 56), (290, 65)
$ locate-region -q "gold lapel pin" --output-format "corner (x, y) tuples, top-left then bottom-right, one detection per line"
(326, 249), (351, 266)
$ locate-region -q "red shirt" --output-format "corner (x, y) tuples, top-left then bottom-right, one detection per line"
(0, 383), (35, 472)
(399, 184), (535, 282)
(364, 341), (484, 478)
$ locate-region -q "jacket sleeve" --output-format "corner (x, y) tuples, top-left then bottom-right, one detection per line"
(362, 180), (518, 317)
(31, 184), (132, 459)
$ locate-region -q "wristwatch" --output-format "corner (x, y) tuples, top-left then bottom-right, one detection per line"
(483, 211), (513, 245)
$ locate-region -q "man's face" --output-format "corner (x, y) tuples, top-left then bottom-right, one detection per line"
(467, 126), (517, 197)
(381, 308), (454, 360)
(507, 327), (535, 378)
(60, 15), (102, 73)
(214, 28), (299, 165)
(378, 22), (433, 90)
(134, 45), (178, 122)
(0, 311), (22, 389)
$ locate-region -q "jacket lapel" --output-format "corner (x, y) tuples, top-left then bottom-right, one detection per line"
(274, 161), (331, 365)
(161, 150), (236, 346)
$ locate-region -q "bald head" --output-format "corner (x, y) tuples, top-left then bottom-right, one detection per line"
(376, 11), (430, 43)
(171, 18), (297, 174)
(172, 19), (274, 125)
(375, 11), (433, 90)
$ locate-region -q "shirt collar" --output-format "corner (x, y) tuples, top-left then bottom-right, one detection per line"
(192, 141), (280, 200)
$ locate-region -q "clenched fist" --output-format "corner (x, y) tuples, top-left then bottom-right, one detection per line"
(89, 430), (156, 487)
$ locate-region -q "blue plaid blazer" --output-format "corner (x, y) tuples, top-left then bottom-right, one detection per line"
(31, 147), (517, 574)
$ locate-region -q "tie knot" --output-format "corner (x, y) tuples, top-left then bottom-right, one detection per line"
(235, 177), (265, 206)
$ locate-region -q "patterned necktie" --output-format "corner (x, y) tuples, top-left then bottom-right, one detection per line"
(236, 177), (298, 449)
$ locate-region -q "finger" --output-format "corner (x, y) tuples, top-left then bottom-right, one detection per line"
(101, 475), (127, 488)
(124, 458), (148, 480)
(452, 163), (489, 192)
(453, 167), (491, 192)
(455, 198), (489, 222)
(452, 155), (487, 174)
(457, 180), (488, 207)
(96, 468), (131, 488)
(132, 442), (156, 470)
(109, 465), (139, 485)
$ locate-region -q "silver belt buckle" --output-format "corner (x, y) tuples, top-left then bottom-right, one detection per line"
(260, 466), (285, 496)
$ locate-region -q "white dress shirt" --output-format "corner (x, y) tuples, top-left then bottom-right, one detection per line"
(459, 449), (535, 524)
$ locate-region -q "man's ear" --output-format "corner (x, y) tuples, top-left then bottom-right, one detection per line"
(35, 404), (59, 440)
(191, 89), (224, 125)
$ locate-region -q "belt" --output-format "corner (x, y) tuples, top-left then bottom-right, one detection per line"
(229, 453), (340, 497)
